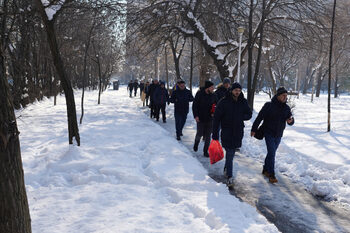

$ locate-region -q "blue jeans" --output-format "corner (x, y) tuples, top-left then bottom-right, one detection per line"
(224, 148), (235, 178)
(175, 113), (187, 137)
(264, 134), (281, 175)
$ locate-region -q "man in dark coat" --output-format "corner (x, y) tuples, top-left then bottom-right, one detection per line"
(212, 82), (252, 186)
(127, 80), (134, 98)
(153, 81), (169, 122)
(170, 80), (194, 140)
(133, 80), (139, 96)
(251, 87), (294, 184)
(192, 80), (217, 157)
(148, 79), (159, 118)
(139, 80), (145, 97)
(143, 81), (150, 106)
(215, 77), (231, 101)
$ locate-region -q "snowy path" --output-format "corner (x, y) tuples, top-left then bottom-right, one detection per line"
(19, 88), (278, 232)
(137, 91), (350, 233)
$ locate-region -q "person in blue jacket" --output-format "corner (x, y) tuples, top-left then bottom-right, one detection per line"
(212, 82), (252, 187)
(170, 80), (194, 140)
(251, 87), (295, 183)
(153, 81), (169, 123)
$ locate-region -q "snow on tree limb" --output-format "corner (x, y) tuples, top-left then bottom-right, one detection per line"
(41, 0), (65, 21)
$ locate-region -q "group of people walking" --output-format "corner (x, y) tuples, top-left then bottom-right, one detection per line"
(129, 77), (294, 186)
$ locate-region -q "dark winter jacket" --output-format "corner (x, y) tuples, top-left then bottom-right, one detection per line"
(170, 88), (194, 115)
(128, 82), (134, 91)
(212, 92), (252, 149)
(251, 95), (294, 138)
(139, 83), (145, 92)
(192, 88), (217, 122)
(133, 81), (139, 89)
(153, 86), (169, 105)
(215, 85), (229, 101)
(144, 85), (150, 97)
(148, 83), (159, 101)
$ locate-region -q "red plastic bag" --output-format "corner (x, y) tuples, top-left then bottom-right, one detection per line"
(208, 140), (224, 164)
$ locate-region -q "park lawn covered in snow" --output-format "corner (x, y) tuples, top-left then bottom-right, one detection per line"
(18, 88), (278, 233)
(242, 93), (350, 207)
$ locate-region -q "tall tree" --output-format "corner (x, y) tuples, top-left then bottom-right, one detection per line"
(35, 0), (80, 145)
(328, 0), (337, 132)
(0, 41), (32, 233)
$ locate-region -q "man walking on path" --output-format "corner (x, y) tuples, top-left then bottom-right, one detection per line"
(153, 81), (169, 123)
(251, 87), (294, 184)
(212, 82), (252, 186)
(139, 80), (145, 97)
(133, 80), (139, 97)
(192, 80), (217, 157)
(148, 79), (159, 118)
(170, 80), (194, 140)
(215, 77), (231, 101)
(128, 80), (134, 98)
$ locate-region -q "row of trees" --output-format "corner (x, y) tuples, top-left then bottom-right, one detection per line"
(123, 0), (350, 110)
(1, 0), (125, 232)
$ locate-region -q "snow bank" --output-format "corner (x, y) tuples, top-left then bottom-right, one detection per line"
(19, 88), (278, 232)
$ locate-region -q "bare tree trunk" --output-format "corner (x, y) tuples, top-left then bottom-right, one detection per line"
(165, 46), (169, 91)
(97, 56), (102, 105)
(266, 50), (277, 95)
(328, 0), (336, 132)
(199, 45), (211, 87)
(0, 42), (32, 233)
(247, 0), (254, 106)
(334, 64), (338, 98)
(190, 36), (194, 92)
(249, 0), (266, 110)
(80, 21), (95, 124)
(35, 0), (80, 145)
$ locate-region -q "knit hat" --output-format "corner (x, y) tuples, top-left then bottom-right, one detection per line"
(223, 78), (231, 85)
(177, 79), (185, 84)
(204, 80), (214, 89)
(159, 81), (165, 85)
(276, 87), (288, 96)
(231, 82), (242, 90)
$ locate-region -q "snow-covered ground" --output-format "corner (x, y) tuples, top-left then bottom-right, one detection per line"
(18, 87), (278, 232)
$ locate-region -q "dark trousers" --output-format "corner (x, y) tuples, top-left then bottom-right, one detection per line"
(264, 134), (281, 175)
(129, 90), (133, 97)
(150, 99), (154, 118)
(134, 89), (137, 96)
(154, 104), (166, 121)
(224, 148), (236, 178)
(195, 121), (212, 153)
(145, 97), (149, 106)
(175, 113), (187, 137)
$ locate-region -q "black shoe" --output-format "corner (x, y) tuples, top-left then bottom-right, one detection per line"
(235, 148), (240, 152)
(203, 152), (209, 157)
(156, 118), (159, 121)
(193, 140), (199, 152)
(176, 136), (181, 141)
(163, 120), (166, 123)
(180, 133), (183, 136)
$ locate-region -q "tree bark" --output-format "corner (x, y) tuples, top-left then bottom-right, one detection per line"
(189, 36), (194, 92)
(328, 0), (336, 132)
(0, 41), (32, 233)
(249, 0), (266, 110)
(35, 0), (80, 145)
(247, 0), (254, 107)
